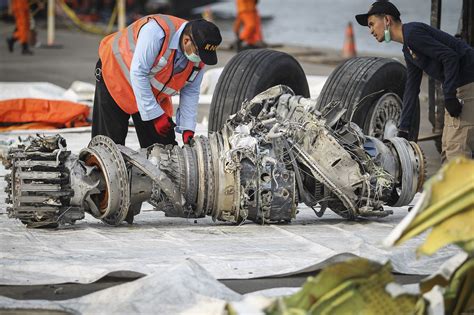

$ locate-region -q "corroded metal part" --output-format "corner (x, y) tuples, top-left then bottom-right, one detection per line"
(192, 136), (211, 217)
(4, 135), (83, 227)
(118, 144), (182, 209)
(386, 137), (423, 207)
(4, 85), (425, 228)
(79, 136), (130, 225)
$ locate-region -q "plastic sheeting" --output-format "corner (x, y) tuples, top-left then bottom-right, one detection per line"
(0, 260), (240, 315)
(0, 71), (463, 288)
(0, 260), (438, 315)
(0, 130), (462, 288)
(0, 81), (95, 105)
(0, 82), (69, 101)
(0, 259), (428, 315)
(0, 98), (90, 131)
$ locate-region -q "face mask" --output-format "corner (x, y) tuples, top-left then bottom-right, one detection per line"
(185, 51), (201, 63)
(384, 25), (391, 43)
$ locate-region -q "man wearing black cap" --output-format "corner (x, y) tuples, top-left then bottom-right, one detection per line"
(356, 1), (474, 161)
(92, 15), (222, 148)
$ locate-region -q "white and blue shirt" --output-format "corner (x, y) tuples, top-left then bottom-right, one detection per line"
(130, 20), (204, 133)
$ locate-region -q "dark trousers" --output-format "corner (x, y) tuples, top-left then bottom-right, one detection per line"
(91, 59), (177, 148)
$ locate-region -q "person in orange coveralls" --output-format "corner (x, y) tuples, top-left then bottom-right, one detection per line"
(233, 0), (264, 51)
(6, 0), (33, 55)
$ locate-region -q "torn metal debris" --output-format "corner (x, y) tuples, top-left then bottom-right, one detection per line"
(4, 86), (425, 228)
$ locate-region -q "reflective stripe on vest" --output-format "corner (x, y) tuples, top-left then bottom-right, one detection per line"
(150, 78), (179, 96)
(112, 31), (131, 84)
(127, 24), (136, 53)
(149, 15), (176, 76)
(111, 14), (176, 87)
(149, 61), (200, 95)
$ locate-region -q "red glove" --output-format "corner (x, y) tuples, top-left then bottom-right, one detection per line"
(153, 114), (174, 137)
(182, 130), (194, 144)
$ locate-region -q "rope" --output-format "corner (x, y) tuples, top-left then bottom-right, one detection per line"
(57, 0), (118, 35)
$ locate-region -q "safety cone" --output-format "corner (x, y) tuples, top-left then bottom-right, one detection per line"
(342, 22), (357, 58)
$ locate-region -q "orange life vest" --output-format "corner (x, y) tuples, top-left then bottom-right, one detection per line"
(98, 14), (204, 117)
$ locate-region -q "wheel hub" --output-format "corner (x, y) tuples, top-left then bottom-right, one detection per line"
(368, 93), (402, 139)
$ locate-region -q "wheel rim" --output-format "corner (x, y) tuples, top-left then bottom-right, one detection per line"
(367, 93), (402, 139)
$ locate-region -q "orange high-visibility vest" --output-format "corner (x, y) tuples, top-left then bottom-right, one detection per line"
(98, 14), (204, 117)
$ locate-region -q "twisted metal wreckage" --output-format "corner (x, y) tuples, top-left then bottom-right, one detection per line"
(4, 86), (425, 228)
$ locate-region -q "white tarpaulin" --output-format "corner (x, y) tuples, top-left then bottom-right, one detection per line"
(0, 260), (241, 315)
(0, 80), (460, 292)
(0, 81), (95, 105)
(0, 128), (462, 287)
(0, 199), (460, 286)
(0, 259), (432, 315)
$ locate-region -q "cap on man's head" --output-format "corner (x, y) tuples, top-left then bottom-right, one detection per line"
(189, 19), (222, 65)
(355, 1), (401, 26)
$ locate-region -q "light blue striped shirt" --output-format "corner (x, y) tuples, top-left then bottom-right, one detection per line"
(130, 20), (204, 133)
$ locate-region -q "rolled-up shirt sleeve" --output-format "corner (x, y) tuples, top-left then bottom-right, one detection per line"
(175, 69), (204, 133)
(130, 21), (165, 121)
(399, 57), (423, 131)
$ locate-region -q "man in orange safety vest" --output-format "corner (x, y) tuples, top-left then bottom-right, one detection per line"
(92, 15), (222, 148)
